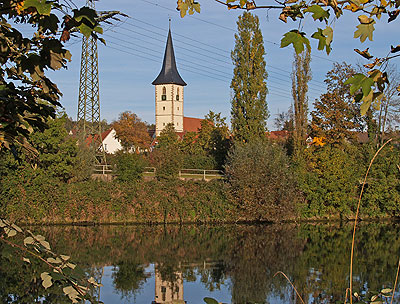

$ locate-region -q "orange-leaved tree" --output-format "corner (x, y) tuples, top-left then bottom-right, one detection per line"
(112, 111), (151, 153)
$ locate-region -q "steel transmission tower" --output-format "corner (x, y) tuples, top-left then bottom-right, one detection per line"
(77, 0), (106, 165)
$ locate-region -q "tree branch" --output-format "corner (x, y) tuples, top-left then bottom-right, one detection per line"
(214, 0), (284, 10)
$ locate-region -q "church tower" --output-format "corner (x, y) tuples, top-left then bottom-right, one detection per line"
(152, 28), (186, 136)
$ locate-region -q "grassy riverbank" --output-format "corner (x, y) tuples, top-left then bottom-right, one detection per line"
(1, 178), (234, 224)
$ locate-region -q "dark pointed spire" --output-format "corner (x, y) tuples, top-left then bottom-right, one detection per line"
(152, 29), (187, 86)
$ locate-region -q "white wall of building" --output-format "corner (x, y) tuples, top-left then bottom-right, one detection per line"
(155, 84), (184, 136)
(102, 129), (123, 154)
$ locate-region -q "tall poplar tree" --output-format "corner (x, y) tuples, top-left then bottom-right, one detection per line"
(231, 12), (268, 143)
(292, 50), (311, 155)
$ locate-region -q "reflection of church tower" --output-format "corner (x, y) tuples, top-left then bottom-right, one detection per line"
(152, 27), (186, 137)
(152, 267), (185, 304)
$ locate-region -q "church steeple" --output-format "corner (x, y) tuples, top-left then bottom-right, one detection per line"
(152, 29), (186, 86)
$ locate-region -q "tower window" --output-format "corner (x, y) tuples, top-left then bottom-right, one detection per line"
(163, 106), (165, 111)
(177, 107), (179, 111)
(162, 86), (166, 100)
(176, 88), (179, 101)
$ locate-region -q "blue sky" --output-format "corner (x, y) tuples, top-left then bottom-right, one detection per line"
(49, 0), (399, 130)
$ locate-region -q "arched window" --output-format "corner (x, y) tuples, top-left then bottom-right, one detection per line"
(176, 87), (180, 101)
(161, 86), (166, 100)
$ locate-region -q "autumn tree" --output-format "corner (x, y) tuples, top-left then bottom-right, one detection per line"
(311, 63), (362, 144)
(112, 111), (151, 153)
(230, 12), (268, 143)
(292, 50), (311, 155)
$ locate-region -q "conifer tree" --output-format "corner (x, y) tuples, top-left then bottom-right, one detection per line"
(230, 12), (268, 143)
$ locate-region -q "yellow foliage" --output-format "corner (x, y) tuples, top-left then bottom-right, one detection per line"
(312, 136), (326, 147)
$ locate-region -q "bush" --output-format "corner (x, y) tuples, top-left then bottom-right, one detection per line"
(224, 141), (299, 221)
(114, 152), (146, 183)
(296, 144), (361, 218)
(182, 153), (217, 170)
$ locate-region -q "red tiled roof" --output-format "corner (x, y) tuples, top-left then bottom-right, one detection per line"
(266, 130), (289, 141)
(183, 116), (203, 133)
(85, 129), (112, 145)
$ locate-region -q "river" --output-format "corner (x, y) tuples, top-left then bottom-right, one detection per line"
(1, 222), (399, 303)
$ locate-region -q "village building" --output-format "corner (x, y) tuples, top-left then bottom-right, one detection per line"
(152, 28), (203, 137)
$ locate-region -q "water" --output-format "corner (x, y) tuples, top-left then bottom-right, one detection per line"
(1, 223), (399, 303)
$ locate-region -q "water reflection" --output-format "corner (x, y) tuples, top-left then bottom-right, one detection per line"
(1, 223), (399, 303)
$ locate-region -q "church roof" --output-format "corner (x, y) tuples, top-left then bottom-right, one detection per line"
(152, 29), (186, 86)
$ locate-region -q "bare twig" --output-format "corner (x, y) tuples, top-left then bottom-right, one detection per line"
(390, 258), (400, 304)
(274, 271), (305, 304)
(349, 138), (392, 304)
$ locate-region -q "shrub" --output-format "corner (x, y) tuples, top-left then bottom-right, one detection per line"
(114, 152), (146, 183)
(224, 141), (299, 221)
(182, 153), (217, 170)
(296, 144), (361, 218)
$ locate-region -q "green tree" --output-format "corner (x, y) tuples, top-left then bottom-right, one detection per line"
(113, 151), (146, 183)
(153, 123), (182, 180)
(230, 12), (268, 143)
(30, 114), (79, 182)
(292, 50), (311, 155)
(225, 141), (298, 221)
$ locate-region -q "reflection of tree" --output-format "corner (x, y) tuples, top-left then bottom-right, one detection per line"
(4, 223), (399, 303)
(112, 260), (149, 298)
(225, 225), (306, 304)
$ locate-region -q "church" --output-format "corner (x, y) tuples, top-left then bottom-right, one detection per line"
(152, 27), (203, 137)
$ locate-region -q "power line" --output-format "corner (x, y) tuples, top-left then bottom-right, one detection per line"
(137, 0), (338, 64)
(104, 42), (292, 100)
(120, 17), (328, 88)
(104, 32), (324, 100)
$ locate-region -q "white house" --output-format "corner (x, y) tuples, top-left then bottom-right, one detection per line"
(100, 128), (123, 154)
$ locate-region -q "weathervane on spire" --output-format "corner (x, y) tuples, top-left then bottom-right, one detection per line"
(169, 17), (171, 29)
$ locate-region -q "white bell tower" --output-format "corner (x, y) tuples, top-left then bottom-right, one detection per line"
(152, 28), (186, 136)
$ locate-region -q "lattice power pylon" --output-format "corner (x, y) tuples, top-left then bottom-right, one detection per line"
(77, 0), (107, 165)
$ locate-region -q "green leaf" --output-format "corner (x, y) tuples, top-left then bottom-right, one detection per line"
(305, 5), (330, 21)
(94, 26), (103, 34)
(78, 23), (93, 38)
(354, 18), (376, 42)
(240, 0), (246, 7)
(204, 297), (219, 304)
(311, 28), (331, 54)
(322, 26), (333, 45)
(73, 7), (96, 26)
(360, 91), (373, 115)
(281, 30), (311, 54)
(23, 0), (52, 15)
(345, 73), (366, 95)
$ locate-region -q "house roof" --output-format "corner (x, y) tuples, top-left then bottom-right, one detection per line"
(85, 129), (113, 145)
(183, 116), (203, 133)
(152, 29), (186, 86)
(266, 130), (289, 141)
